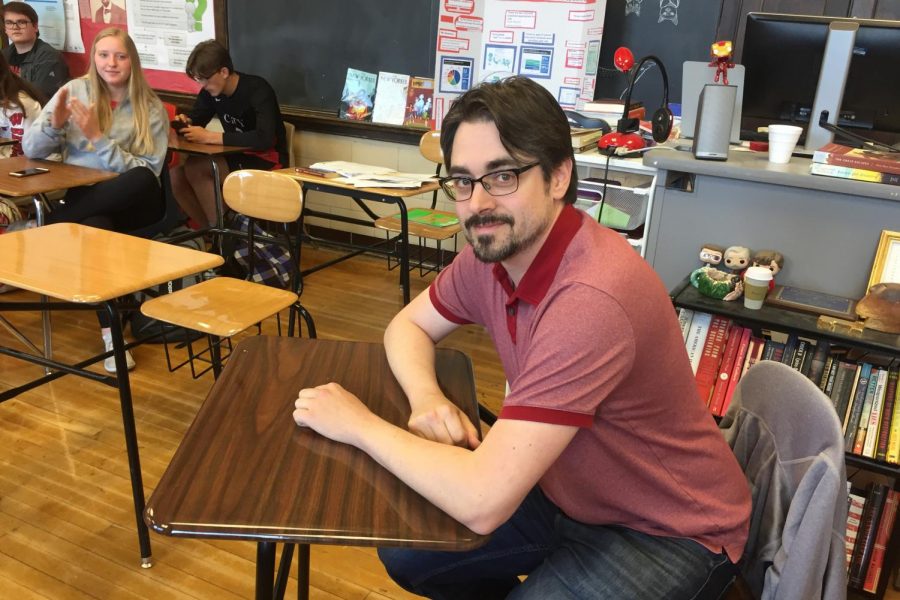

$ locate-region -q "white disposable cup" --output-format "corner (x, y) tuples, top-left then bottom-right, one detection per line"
(743, 266), (774, 310)
(767, 124), (803, 164)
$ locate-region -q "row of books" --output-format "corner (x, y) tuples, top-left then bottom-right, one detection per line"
(339, 68), (435, 128)
(845, 482), (898, 593)
(810, 142), (900, 187)
(680, 310), (900, 466)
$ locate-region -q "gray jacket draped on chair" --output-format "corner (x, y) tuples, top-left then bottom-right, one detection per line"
(719, 360), (848, 600)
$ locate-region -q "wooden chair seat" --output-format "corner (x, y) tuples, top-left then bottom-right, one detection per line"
(141, 277), (298, 338)
(373, 210), (461, 240)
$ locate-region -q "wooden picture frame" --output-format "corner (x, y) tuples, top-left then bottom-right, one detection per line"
(867, 230), (900, 292)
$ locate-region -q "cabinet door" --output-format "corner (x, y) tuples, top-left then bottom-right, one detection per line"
(718, 0), (854, 53)
(850, 0), (900, 18)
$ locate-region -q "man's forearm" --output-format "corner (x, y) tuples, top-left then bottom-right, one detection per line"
(384, 315), (445, 410)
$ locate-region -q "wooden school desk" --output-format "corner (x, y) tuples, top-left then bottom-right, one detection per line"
(167, 135), (250, 229)
(0, 157), (118, 362)
(277, 168), (441, 304)
(0, 223), (223, 566)
(146, 336), (487, 600)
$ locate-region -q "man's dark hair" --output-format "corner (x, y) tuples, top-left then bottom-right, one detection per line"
(185, 40), (234, 80)
(3, 2), (39, 28)
(440, 76), (577, 204)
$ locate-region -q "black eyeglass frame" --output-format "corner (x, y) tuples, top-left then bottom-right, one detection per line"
(4, 19), (32, 29)
(438, 162), (540, 202)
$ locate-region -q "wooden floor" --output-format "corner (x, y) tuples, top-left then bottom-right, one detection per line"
(0, 245), (505, 600)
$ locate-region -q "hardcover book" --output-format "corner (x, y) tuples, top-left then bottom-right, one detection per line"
(846, 491), (867, 570)
(852, 367), (881, 455)
(708, 325), (744, 416)
(845, 363), (873, 448)
(813, 142), (900, 176)
(339, 68), (377, 122)
(371, 72), (411, 126)
(405, 208), (459, 228)
(875, 366), (898, 462)
(807, 340), (832, 389)
(403, 77), (435, 129)
(862, 368), (888, 458)
(849, 483), (888, 589)
(720, 327), (752, 415)
(694, 316), (731, 406)
(684, 311), (713, 376)
(810, 162), (900, 186)
(677, 308), (694, 343)
(863, 489), (899, 592)
(887, 369), (900, 464)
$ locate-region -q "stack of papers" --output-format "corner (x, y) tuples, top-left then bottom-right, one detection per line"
(310, 161), (436, 188)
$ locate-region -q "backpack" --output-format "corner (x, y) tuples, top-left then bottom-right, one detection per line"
(130, 225), (206, 343)
(229, 214), (293, 290)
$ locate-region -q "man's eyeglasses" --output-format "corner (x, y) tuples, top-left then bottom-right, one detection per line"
(439, 162), (539, 202)
(4, 19), (32, 29)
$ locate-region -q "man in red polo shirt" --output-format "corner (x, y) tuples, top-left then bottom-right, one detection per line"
(293, 76), (750, 599)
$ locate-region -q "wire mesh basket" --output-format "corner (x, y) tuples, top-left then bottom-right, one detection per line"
(575, 178), (651, 232)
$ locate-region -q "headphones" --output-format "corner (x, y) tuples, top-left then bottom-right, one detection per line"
(597, 48), (674, 156)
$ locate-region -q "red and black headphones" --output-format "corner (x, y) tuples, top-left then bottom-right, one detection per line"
(597, 47), (674, 156)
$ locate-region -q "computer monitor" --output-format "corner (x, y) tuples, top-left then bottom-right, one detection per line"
(738, 12), (900, 143)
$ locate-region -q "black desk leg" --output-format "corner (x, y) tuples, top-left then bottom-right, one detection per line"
(397, 199), (410, 305)
(104, 302), (152, 567)
(256, 542), (276, 600)
(296, 544), (310, 600)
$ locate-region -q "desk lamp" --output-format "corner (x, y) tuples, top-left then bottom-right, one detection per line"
(597, 47), (674, 156)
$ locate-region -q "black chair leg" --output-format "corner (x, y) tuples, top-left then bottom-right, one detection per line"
(289, 303), (316, 339)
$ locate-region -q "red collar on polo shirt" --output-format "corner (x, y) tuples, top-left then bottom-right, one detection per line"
(491, 204), (582, 342)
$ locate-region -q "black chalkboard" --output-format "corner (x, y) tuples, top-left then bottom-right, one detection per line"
(595, 3), (720, 109)
(226, 0), (439, 114)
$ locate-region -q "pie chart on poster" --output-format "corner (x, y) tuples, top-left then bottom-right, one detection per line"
(446, 70), (461, 85)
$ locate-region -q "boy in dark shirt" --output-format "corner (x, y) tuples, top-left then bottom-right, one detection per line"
(171, 40), (287, 227)
(1, 2), (68, 101)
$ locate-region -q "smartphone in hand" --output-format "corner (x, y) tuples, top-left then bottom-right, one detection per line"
(170, 119), (188, 133)
(9, 167), (49, 177)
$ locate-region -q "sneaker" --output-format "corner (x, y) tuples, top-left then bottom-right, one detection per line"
(5, 219), (37, 233)
(102, 333), (136, 373)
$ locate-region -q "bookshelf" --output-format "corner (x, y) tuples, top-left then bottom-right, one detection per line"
(671, 279), (900, 598)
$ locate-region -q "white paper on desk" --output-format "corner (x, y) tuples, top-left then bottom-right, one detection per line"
(309, 161), (395, 177)
(342, 177), (422, 188)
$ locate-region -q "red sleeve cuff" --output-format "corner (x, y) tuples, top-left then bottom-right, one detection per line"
(429, 285), (471, 325)
(500, 405), (594, 428)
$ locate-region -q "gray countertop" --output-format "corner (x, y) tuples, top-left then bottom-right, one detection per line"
(643, 147), (900, 202)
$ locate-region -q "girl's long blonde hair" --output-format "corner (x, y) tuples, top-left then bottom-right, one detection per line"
(86, 28), (161, 156)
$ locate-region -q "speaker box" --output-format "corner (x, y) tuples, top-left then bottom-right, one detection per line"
(692, 84), (737, 161)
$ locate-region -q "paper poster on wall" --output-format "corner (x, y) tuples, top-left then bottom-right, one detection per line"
(127, 0), (216, 73)
(483, 45), (515, 72)
(585, 39), (600, 76)
(439, 56), (474, 94)
(518, 46), (553, 79)
(522, 32), (554, 45)
(504, 10), (536, 29)
(62, 0), (85, 52)
(24, 0), (67, 50)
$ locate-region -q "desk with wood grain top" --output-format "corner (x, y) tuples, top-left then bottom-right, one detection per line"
(146, 336), (487, 600)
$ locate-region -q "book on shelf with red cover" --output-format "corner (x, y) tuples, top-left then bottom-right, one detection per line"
(694, 316), (731, 406)
(708, 325), (744, 416)
(851, 365), (880, 455)
(846, 491), (867, 570)
(875, 366), (898, 461)
(720, 327), (752, 416)
(812, 142), (900, 176)
(810, 162), (900, 186)
(863, 488), (899, 592)
(862, 368), (889, 458)
(849, 482), (889, 589)
(740, 336), (765, 379)
(684, 311), (712, 376)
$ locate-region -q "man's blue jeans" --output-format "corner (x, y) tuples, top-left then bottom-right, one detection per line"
(378, 487), (734, 599)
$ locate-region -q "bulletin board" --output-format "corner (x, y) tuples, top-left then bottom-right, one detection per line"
(16, 0), (226, 94)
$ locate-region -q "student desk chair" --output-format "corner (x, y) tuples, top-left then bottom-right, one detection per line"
(141, 169), (316, 379)
(374, 130), (461, 275)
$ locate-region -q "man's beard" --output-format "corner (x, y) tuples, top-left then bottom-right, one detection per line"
(464, 213), (544, 263)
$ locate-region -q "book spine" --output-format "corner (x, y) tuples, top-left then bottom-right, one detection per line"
(825, 152), (900, 176)
(849, 483), (888, 589)
(811, 341), (833, 389)
(810, 162), (900, 185)
(741, 337), (765, 379)
(887, 370), (900, 464)
(709, 326), (744, 416)
(862, 369), (888, 458)
(677, 308), (694, 343)
(684, 312), (713, 376)
(821, 356), (838, 396)
(781, 333), (798, 366)
(694, 316), (731, 407)
(863, 489), (899, 592)
(875, 367), (898, 461)
(721, 328), (753, 415)
(848, 364), (876, 452)
(847, 492), (867, 570)
(791, 338), (808, 371)
(843, 364), (866, 436)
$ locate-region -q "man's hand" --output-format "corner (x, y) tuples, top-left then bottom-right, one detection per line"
(181, 125), (215, 144)
(293, 382), (375, 446)
(408, 395), (481, 449)
(50, 88), (71, 129)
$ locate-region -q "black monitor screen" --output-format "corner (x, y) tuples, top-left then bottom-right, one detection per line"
(739, 13), (900, 136)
